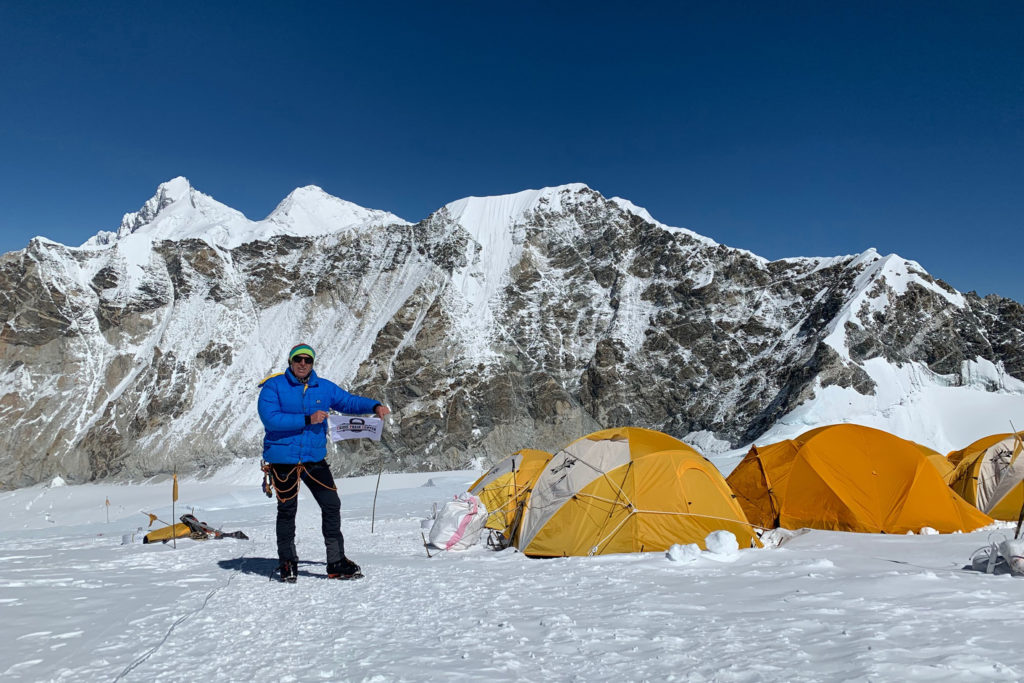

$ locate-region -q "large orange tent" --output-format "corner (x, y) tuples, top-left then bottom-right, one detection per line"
(518, 427), (760, 557)
(947, 432), (1024, 521)
(915, 443), (956, 483)
(726, 424), (992, 534)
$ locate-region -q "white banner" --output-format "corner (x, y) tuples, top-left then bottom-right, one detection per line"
(327, 414), (383, 442)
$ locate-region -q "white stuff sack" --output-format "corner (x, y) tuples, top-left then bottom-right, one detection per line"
(427, 493), (488, 551)
(999, 538), (1024, 575)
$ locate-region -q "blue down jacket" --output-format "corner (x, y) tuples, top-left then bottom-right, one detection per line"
(257, 369), (380, 465)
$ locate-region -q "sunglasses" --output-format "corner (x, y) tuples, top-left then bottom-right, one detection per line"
(291, 356), (314, 365)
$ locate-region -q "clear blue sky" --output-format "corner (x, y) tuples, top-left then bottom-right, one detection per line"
(2, 2), (1022, 300)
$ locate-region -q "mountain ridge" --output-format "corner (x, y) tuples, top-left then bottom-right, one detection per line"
(80, 176), (410, 251)
(0, 179), (1022, 488)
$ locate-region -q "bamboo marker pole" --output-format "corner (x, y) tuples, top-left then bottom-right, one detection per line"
(172, 470), (179, 549)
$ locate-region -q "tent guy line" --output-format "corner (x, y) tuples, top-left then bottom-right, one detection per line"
(113, 551), (252, 682)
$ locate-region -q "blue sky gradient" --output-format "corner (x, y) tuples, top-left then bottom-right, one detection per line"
(2, 2), (1021, 299)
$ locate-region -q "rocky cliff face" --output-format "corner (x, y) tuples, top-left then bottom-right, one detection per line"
(1, 180), (1022, 487)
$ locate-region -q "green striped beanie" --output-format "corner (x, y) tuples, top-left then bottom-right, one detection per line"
(288, 343), (315, 362)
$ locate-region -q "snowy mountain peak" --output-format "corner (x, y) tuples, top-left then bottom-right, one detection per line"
(154, 176), (193, 204)
(855, 249), (963, 307)
(443, 183), (724, 259)
(79, 179), (409, 251)
(277, 184), (333, 205)
(442, 183), (593, 233)
(115, 176), (225, 237)
(265, 185), (409, 233)
(820, 247), (967, 359)
(78, 177), (242, 249)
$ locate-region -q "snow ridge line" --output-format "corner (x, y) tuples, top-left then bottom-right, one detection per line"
(113, 552), (249, 681)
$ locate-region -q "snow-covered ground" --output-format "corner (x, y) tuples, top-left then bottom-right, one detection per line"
(3, 460), (1023, 682)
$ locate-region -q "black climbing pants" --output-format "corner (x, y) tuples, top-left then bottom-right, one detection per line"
(272, 460), (345, 564)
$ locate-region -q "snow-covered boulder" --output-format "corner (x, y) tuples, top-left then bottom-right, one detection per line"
(666, 543), (702, 563)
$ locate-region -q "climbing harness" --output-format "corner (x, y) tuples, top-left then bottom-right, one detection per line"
(260, 460), (338, 503)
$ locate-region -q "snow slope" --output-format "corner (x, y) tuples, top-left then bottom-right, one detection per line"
(2, 466), (1022, 682)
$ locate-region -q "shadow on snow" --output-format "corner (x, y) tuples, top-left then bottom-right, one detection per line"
(218, 556), (327, 579)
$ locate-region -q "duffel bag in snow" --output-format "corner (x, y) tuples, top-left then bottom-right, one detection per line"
(428, 493), (488, 550)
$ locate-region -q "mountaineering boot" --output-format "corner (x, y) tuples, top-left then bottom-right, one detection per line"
(278, 560), (298, 583)
(326, 556), (363, 580)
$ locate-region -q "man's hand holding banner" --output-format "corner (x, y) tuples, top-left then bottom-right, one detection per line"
(327, 414), (384, 442)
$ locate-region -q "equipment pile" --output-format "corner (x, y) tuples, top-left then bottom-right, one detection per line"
(143, 514), (249, 544)
(970, 536), (1024, 575)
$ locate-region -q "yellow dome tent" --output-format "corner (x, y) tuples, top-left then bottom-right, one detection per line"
(517, 427), (760, 557)
(726, 424), (992, 534)
(947, 432), (1024, 521)
(468, 449), (553, 547)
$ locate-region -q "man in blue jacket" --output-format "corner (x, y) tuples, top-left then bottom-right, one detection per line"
(258, 343), (390, 583)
